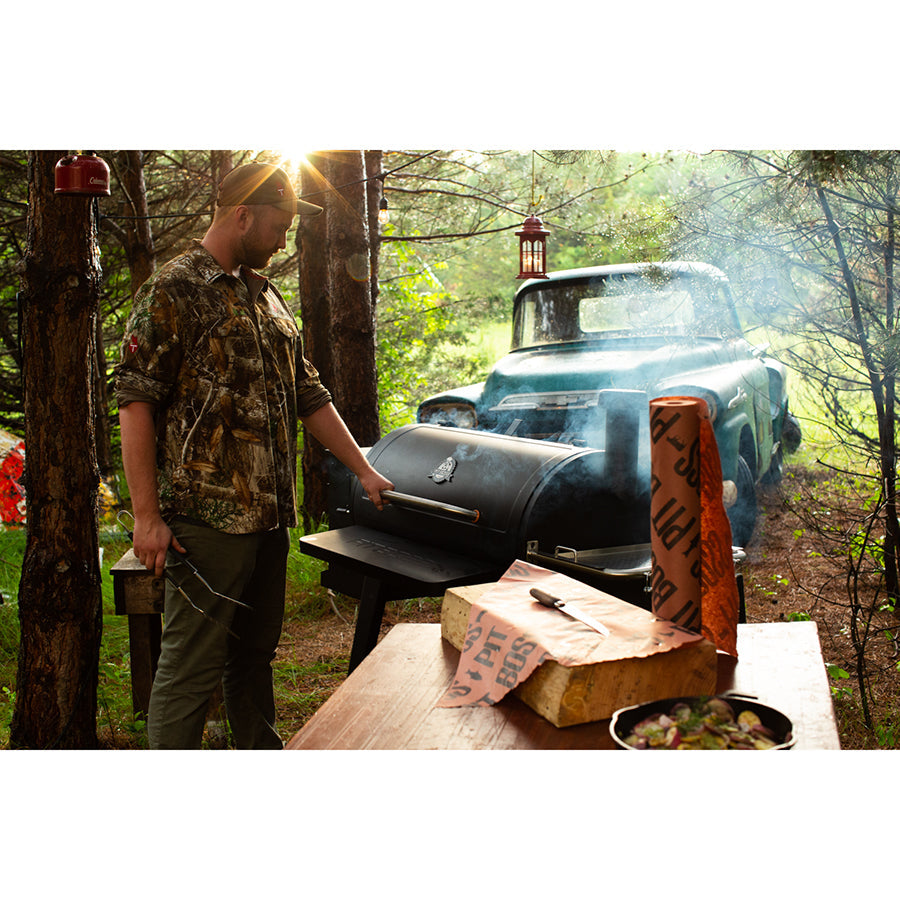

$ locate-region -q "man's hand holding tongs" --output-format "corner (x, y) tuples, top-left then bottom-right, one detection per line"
(124, 511), (185, 577)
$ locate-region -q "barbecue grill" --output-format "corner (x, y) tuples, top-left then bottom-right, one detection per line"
(299, 422), (653, 671)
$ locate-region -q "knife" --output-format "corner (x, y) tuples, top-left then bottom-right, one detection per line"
(530, 587), (610, 637)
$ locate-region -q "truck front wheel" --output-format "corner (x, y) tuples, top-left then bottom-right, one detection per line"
(727, 455), (758, 548)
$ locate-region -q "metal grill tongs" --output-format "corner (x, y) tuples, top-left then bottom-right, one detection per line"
(117, 510), (251, 638)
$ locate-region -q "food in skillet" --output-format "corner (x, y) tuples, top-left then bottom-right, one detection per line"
(623, 697), (780, 749)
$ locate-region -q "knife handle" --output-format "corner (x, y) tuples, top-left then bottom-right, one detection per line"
(530, 587), (563, 608)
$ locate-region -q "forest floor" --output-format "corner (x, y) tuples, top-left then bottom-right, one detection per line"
(273, 462), (900, 751)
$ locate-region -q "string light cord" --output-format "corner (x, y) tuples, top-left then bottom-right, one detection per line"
(98, 150), (442, 223)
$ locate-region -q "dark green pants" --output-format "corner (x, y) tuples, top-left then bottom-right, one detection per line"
(147, 518), (289, 750)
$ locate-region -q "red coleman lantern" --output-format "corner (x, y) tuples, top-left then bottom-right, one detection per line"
(54, 152), (111, 196)
(516, 214), (549, 279)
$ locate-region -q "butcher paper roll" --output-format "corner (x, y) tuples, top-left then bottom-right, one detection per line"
(649, 396), (739, 657)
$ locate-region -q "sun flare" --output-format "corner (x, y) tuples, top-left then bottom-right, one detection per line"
(272, 151), (311, 175)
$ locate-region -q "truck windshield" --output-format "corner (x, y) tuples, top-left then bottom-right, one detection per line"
(512, 271), (740, 350)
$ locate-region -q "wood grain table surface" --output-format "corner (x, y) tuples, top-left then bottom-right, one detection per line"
(286, 619), (841, 751)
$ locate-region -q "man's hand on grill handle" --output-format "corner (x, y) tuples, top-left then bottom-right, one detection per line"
(360, 470), (395, 511)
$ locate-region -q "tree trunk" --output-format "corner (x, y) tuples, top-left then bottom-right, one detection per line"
(365, 149), (383, 321)
(882, 198), (900, 609)
(298, 151), (382, 524)
(115, 150), (156, 292)
(11, 151), (103, 749)
(298, 153), (334, 524)
(327, 150), (380, 444)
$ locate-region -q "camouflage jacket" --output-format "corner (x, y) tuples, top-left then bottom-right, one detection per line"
(114, 241), (332, 533)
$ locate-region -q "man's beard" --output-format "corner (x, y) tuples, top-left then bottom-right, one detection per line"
(239, 225), (276, 270)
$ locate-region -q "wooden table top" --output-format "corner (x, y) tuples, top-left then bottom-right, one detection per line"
(285, 621), (841, 750)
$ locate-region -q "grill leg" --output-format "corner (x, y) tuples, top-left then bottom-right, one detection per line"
(348, 576), (388, 673)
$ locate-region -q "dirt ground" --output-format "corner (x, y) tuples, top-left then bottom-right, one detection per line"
(740, 466), (899, 748)
(277, 463), (900, 750)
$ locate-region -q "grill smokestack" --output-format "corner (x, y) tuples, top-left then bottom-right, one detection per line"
(600, 389), (647, 498)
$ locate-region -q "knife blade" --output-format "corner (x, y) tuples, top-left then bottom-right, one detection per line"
(530, 587), (610, 637)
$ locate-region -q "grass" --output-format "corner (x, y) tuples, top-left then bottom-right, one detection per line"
(0, 525), (146, 748)
(0, 528), (26, 747)
(0, 522), (337, 749)
(271, 652), (348, 734)
(471, 319), (511, 362)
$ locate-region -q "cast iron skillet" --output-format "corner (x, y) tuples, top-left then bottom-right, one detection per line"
(610, 693), (796, 750)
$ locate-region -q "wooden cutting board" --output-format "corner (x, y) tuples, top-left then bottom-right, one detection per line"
(441, 583), (718, 727)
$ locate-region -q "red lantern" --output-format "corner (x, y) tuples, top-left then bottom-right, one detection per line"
(54, 152), (111, 196)
(516, 214), (549, 279)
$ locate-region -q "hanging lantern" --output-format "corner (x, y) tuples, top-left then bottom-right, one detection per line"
(516, 214), (549, 279)
(54, 152), (111, 196)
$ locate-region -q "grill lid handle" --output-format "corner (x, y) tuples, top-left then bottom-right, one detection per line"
(375, 489), (481, 523)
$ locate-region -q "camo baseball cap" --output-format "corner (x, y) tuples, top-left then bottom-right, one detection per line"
(216, 163), (323, 216)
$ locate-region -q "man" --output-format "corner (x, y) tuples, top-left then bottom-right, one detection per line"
(114, 162), (393, 749)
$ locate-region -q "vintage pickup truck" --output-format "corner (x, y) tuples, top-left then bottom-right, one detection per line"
(416, 261), (800, 546)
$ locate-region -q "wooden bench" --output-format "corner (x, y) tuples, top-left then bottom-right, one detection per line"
(110, 548), (164, 718)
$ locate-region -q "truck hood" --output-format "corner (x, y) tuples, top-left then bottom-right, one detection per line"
(481, 338), (729, 409)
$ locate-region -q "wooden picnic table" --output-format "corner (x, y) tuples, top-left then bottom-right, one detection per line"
(286, 619), (841, 750)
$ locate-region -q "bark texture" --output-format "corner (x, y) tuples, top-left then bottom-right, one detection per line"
(11, 151), (103, 749)
(298, 150), (383, 523)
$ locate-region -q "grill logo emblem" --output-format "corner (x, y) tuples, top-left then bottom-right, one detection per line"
(429, 456), (457, 483)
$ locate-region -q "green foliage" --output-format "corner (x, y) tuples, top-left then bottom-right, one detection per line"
(852, 528), (885, 573)
(376, 236), (496, 431)
(826, 663), (853, 703)
(0, 153), (27, 434)
(787, 610), (812, 622)
(428, 151), (691, 305)
(874, 715), (899, 749)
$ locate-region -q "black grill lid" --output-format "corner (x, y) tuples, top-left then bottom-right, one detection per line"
(345, 423), (649, 563)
